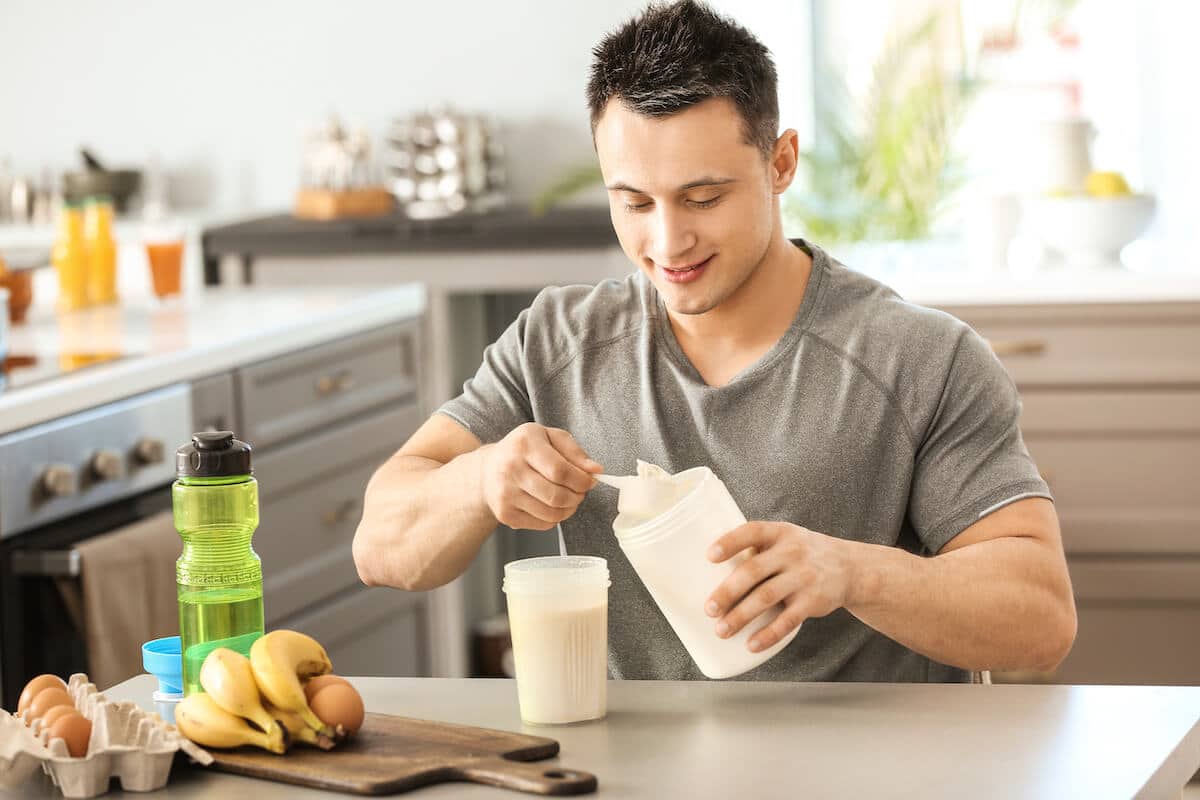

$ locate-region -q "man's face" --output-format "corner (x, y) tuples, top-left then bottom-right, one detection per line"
(594, 96), (778, 316)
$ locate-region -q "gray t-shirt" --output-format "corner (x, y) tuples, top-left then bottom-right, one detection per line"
(439, 240), (1051, 683)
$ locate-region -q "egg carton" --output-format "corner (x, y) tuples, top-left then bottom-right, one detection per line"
(0, 673), (212, 798)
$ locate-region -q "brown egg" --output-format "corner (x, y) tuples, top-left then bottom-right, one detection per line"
(36, 705), (78, 734)
(308, 683), (364, 736)
(303, 674), (353, 704)
(27, 688), (74, 723)
(47, 712), (92, 758)
(17, 674), (67, 714)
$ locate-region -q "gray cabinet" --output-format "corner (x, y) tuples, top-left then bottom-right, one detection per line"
(232, 321), (430, 676)
(254, 403), (421, 625)
(284, 585), (426, 677)
(945, 300), (1200, 685)
(236, 321), (418, 450)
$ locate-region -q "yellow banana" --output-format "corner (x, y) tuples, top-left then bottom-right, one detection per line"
(175, 692), (287, 754)
(249, 630), (335, 737)
(199, 647), (287, 751)
(264, 701), (335, 750)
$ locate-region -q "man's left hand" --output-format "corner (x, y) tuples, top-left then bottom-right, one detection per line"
(705, 521), (854, 652)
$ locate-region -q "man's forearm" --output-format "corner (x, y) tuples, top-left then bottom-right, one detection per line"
(352, 447), (497, 592)
(842, 536), (1077, 673)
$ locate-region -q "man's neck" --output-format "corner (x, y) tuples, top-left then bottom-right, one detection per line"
(667, 233), (813, 381)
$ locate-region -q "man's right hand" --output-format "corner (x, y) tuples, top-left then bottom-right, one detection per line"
(480, 423), (603, 531)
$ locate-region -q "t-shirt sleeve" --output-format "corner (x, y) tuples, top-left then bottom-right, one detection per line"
(907, 327), (1052, 553)
(436, 308), (535, 444)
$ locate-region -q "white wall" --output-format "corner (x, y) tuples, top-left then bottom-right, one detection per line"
(0, 1), (814, 217)
(0, 0), (647, 213)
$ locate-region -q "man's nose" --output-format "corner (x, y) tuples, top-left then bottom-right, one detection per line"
(648, 206), (697, 265)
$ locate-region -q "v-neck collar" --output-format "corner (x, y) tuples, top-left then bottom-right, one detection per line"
(651, 238), (828, 389)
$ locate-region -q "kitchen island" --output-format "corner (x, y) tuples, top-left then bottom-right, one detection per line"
(13, 673), (1199, 799)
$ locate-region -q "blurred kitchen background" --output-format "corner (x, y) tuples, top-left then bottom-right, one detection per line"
(1, 0), (1198, 697)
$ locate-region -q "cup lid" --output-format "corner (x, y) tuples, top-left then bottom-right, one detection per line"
(502, 555), (609, 594)
(142, 635), (183, 694)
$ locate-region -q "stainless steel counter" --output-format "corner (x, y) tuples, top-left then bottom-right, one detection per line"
(12, 674), (1200, 798)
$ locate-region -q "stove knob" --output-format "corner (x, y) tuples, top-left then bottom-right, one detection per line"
(134, 437), (166, 466)
(40, 464), (77, 497)
(90, 449), (124, 481)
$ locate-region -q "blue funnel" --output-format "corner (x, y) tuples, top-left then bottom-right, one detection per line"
(142, 636), (183, 694)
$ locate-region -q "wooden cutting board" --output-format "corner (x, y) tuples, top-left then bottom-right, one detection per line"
(204, 712), (597, 795)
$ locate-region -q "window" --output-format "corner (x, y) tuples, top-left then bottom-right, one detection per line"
(787, 0), (1198, 276)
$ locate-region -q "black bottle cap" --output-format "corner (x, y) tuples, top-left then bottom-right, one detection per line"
(176, 431), (253, 478)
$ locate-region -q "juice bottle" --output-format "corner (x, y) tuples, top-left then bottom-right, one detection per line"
(173, 431), (265, 695)
(83, 196), (118, 305)
(51, 203), (88, 312)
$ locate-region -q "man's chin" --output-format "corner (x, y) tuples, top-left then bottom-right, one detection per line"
(661, 290), (717, 316)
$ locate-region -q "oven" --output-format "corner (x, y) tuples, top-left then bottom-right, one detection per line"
(0, 383), (197, 708)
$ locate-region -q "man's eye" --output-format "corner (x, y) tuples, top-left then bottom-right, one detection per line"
(688, 196), (721, 208)
(623, 201), (652, 212)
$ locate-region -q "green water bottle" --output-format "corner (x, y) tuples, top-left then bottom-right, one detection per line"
(174, 431), (264, 696)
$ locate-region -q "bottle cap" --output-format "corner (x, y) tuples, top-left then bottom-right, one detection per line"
(176, 431), (253, 478)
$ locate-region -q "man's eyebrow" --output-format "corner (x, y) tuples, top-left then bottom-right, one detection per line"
(605, 177), (738, 193)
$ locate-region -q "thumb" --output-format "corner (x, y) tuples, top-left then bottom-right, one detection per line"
(545, 428), (604, 473)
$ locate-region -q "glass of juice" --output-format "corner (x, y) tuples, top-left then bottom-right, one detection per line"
(144, 224), (185, 299)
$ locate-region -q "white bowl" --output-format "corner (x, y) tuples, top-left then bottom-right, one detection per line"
(1029, 193), (1156, 268)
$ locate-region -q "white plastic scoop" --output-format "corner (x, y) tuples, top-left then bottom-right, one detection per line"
(596, 461), (693, 524)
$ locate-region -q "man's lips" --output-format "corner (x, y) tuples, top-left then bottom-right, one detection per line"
(658, 254), (714, 284)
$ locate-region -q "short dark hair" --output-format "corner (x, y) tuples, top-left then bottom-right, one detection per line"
(586, 0), (780, 159)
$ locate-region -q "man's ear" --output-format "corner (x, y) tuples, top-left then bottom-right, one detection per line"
(770, 129), (800, 194)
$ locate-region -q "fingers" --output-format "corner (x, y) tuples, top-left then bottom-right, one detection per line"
(515, 467), (585, 510)
(513, 494), (570, 528)
(502, 507), (559, 532)
(483, 424), (602, 531)
(705, 549), (784, 622)
(746, 598), (810, 653)
(707, 521), (777, 564)
(526, 430), (598, 495)
(711, 573), (794, 641)
(545, 428), (604, 475)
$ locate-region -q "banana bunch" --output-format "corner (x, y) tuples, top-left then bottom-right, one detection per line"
(175, 630), (343, 754)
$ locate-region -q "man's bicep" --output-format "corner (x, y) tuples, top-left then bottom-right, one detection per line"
(937, 496), (1060, 555)
(397, 412), (484, 465)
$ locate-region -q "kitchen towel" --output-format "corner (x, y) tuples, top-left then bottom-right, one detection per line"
(74, 511), (180, 690)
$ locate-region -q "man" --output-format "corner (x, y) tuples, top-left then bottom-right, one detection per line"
(353, 0), (1076, 682)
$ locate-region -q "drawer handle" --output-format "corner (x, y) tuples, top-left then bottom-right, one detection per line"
(322, 499), (361, 527)
(987, 338), (1047, 357)
(315, 370), (355, 397)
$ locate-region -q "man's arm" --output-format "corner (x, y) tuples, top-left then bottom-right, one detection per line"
(353, 415), (600, 592)
(704, 498), (1077, 673)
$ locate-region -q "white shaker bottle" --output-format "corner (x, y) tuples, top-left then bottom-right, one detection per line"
(502, 556), (610, 724)
(609, 466), (799, 679)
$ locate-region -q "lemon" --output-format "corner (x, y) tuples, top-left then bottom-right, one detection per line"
(1085, 171), (1131, 197)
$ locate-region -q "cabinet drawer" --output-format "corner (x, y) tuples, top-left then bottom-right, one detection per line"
(254, 402), (421, 623)
(1021, 391), (1200, 555)
(943, 303), (1200, 387)
(1061, 556), (1200, 686)
(280, 585), (427, 677)
(236, 322), (418, 450)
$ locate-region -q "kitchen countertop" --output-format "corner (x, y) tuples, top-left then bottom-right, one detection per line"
(14, 673), (1197, 799)
(887, 266), (1200, 307)
(0, 285), (425, 435)
(202, 205), (617, 261)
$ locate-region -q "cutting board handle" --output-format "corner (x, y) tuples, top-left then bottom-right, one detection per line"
(456, 756), (597, 795)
